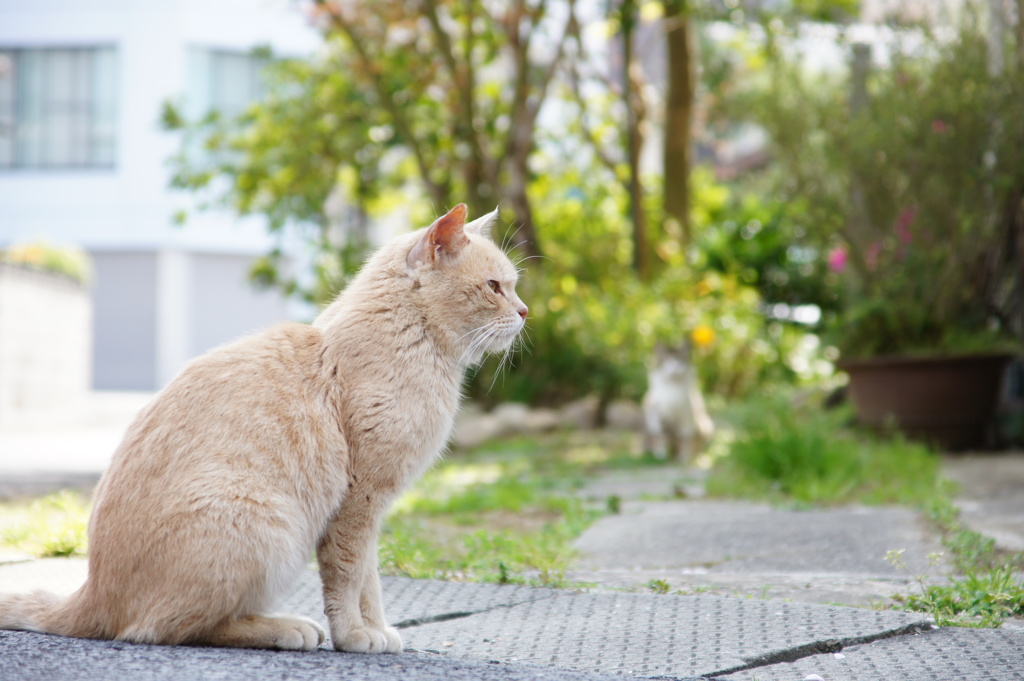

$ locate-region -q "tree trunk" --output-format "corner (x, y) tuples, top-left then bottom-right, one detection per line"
(622, 0), (649, 277)
(500, 0), (544, 260)
(504, 160), (540, 261)
(662, 1), (695, 247)
(1017, 0), (1024, 69)
(423, 0), (489, 218)
(504, 117), (542, 260)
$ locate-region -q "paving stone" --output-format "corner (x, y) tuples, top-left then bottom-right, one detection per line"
(378, 577), (932, 678)
(571, 500), (951, 607)
(0, 630), (632, 681)
(723, 626), (1024, 681)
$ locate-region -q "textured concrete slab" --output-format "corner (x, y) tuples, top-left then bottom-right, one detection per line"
(278, 568), (546, 633)
(0, 562), (932, 679)
(7, 561), (1024, 681)
(0, 630), (633, 681)
(381, 576), (932, 678)
(723, 626), (1024, 681)
(570, 500), (949, 606)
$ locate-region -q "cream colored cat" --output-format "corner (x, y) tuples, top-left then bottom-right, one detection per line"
(0, 204), (527, 654)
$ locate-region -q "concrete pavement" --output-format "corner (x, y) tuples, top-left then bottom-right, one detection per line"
(570, 499), (949, 607)
(0, 563), (1021, 680)
(1, 395), (1024, 679)
(569, 452), (1024, 611)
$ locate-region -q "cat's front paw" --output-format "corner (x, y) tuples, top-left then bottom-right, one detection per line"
(333, 625), (402, 654)
(287, 616), (327, 651)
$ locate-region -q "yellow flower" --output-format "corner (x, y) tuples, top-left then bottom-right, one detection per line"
(691, 325), (716, 349)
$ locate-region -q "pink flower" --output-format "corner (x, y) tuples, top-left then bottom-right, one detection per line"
(931, 119), (947, 133)
(827, 246), (848, 273)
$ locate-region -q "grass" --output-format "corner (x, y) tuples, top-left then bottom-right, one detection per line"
(887, 498), (1024, 628)
(379, 500), (596, 588)
(0, 490), (90, 557)
(379, 433), (632, 587)
(704, 392), (947, 507)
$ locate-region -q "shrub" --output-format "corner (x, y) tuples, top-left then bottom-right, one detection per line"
(468, 168), (820, 407)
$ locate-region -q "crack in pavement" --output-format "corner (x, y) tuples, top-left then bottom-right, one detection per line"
(0, 553), (1004, 679)
(392, 592), (561, 631)
(704, 619), (936, 678)
(395, 589), (937, 679)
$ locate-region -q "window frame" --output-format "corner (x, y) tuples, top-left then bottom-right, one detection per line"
(0, 44), (119, 171)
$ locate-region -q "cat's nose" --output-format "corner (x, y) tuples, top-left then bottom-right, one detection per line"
(517, 305), (528, 320)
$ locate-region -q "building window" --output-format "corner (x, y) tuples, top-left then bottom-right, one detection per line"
(0, 46), (118, 169)
(185, 47), (268, 120)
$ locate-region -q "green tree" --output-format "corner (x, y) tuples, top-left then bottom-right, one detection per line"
(309, 0), (581, 260)
(162, 0), (864, 403)
(167, 0), (581, 299)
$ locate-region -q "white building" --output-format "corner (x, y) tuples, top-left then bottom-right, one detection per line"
(0, 0), (321, 390)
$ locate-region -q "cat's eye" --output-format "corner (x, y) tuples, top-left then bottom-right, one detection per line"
(487, 280), (502, 294)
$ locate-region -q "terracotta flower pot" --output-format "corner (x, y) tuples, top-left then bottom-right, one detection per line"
(838, 354), (1014, 451)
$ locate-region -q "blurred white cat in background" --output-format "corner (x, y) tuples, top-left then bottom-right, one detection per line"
(642, 342), (714, 464)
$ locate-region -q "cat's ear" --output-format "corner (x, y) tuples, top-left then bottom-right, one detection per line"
(675, 341), (693, 361)
(464, 206), (501, 240)
(407, 204), (469, 270)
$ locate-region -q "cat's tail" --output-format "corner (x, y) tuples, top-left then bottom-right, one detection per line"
(0, 590), (64, 633)
(0, 588), (98, 638)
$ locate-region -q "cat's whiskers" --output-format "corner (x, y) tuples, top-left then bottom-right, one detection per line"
(457, 313), (528, 373)
(458, 319), (503, 368)
(485, 313), (533, 394)
(509, 250), (548, 274)
(499, 224), (521, 253)
(484, 327), (523, 395)
(516, 323), (534, 357)
(454, 321), (492, 345)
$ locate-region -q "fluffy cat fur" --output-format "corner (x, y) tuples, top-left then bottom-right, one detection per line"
(0, 204), (527, 654)
(642, 342), (714, 463)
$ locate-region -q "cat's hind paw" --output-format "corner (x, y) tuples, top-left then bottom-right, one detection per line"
(202, 614), (325, 651)
(333, 625), (402, 654)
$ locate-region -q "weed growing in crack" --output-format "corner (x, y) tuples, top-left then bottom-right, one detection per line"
(887, 500), (1024, 628)
(646, 579), (671, 594)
